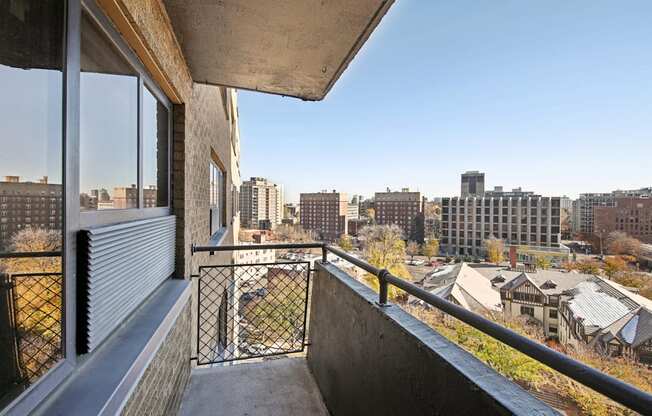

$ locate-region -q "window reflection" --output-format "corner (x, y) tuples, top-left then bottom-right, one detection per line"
(80, 12), (138, 211)
(143, 88), (169, 207)
(0, 0), (64, 408)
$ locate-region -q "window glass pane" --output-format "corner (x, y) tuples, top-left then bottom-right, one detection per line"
(142, 87), (168, 207)
(0, 0), (64, 407)
(80, 12), (138, 211)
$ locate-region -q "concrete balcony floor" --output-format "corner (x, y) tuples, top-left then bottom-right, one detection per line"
(178, 357), (329, 416)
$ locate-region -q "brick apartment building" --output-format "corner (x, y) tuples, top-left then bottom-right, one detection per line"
(574, 188), (652, 235)
(375, 189), (424, 242)
(594, 197), (652, 243)
(300, 191), (348, 241)
(0, 176), (63, 249)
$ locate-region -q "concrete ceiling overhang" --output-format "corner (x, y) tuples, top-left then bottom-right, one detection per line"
(163, 0), (394, 101)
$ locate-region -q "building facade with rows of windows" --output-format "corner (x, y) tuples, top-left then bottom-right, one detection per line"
(441, 196), (563, 257)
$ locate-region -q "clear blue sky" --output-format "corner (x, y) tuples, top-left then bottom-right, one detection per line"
(239, 1), (652, 203)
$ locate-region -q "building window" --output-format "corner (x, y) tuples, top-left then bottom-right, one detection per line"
(0, 0), (65, 410)
(520, 305), (535, 317)
(210, 159), (226, 237)
(549, 309), (558, 319)
(80, 12), (170, 213)
(548, 325), (558, 334)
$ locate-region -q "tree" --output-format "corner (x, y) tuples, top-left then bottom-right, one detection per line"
(338, 234), (353, 252)
(576, 260), (601, 275)
(422, 239), (440, 262)
(359, 224), (412, 301)
(606, 231), (641, 257)
(484, 237), (504, 265)
(406, 240), (420, 262)
(535, 256), (551, 270)
(603, 256), (627, 278)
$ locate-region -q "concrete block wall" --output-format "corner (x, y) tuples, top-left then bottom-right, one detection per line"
(121, 300), (192, 416)
(308, 263), (558, 416)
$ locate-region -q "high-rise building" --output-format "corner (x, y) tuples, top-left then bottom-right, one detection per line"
(460, 171), (485, 197)
(239, 177), (283, 229)
(594, 197), (652, 243)
(347, 196), (359, 220)
(485, 186), (535, 198)
(0, 176), (63, 249)
(300, 191), (348, 241)
(441, 196), (563, 257)
(375, 189), (424, 241)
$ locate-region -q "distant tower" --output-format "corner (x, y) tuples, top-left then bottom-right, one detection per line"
(461, 171), (485, 197)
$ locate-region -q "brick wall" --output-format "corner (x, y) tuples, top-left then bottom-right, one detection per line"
(121, 300), (192, 416)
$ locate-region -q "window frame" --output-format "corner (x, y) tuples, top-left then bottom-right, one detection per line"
(79, 1), (172, 229)
(209, 152), (227, 242)
(4, 1), (174, 413)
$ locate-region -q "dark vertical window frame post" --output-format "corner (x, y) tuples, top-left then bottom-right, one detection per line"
(2, 1), (80, 414)
(138, 77), (144, 210)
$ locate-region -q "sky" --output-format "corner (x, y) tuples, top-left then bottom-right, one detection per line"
(238, 1), (652, 203)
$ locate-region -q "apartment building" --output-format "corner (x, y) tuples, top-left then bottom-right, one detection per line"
(441, 196), (562, 257)
(239, 177), (283, 229)
(461, 171), (485, 197)
(484, 186), (535, 198)
(300, 191), (348, 241)
(594, 197), (652, 243)
(575, 188), (652, 235)
(0, 176), (63, 249)
(375, 189), (424, 241)
(347, 196), (360, 220)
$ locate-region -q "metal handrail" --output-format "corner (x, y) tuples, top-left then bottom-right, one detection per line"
(0, 251), (61, 259)
(191, 242), (652, 414)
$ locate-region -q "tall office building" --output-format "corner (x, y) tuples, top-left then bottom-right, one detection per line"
(239, 177), (283, 229)
(441, 196), (563, 257)
(461, 171), (485, 197)
(0, 176), (63, 249)
(300, 191), (348, 241)
(375, 189), (424, 241)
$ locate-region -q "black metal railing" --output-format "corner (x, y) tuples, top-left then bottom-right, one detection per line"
(194, 255), (312, 365)
(192, 242), (652, 414)
(0, 251), (63, 404)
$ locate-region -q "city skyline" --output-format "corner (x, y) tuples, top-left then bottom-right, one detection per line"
(239, 1), (652, 203)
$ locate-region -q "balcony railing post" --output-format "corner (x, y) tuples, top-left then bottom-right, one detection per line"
(377, 269), (389, 306)
(321, 244), (328, 263)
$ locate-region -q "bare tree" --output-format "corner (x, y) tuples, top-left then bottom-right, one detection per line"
(606, 231), (641, 257)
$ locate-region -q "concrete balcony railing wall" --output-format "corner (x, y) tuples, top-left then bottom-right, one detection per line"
(308, 263), (557, 416)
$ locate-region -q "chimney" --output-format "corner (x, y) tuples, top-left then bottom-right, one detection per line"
(509, 246), (517, 269)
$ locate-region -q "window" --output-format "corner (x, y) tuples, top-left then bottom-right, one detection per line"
(521, 306), (535, 317)
(143, 87), (169, 207)
(0, 0), (65, 409)
(80, 12), (170, 213)
(210, 159), (226, 236)
(548, 325), (558, 334)
(549, 309), (558, 319)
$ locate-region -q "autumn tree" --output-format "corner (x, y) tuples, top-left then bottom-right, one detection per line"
(406, 240), (420, 262)
(535, 256), (551, 270)
(484, 237), (504, 265)
(606, 231), (641, 257)
(337, 234), (353, 252)
(603, 256), (627, 278)
(359, 224), (411, 301)
(576, 260), (601, 275)
(422, 239), (440, 262)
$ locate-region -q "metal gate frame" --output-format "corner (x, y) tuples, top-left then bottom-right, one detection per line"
(196, 261), (311, 365)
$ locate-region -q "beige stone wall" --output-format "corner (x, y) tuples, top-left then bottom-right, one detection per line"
(121, 300), (192, 416)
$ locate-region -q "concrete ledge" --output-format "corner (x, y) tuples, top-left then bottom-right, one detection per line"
(35, 279), (191, 416)
(308, 263), (558, 416)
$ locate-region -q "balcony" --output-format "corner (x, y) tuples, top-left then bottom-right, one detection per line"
(177, 243), (652, 416)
